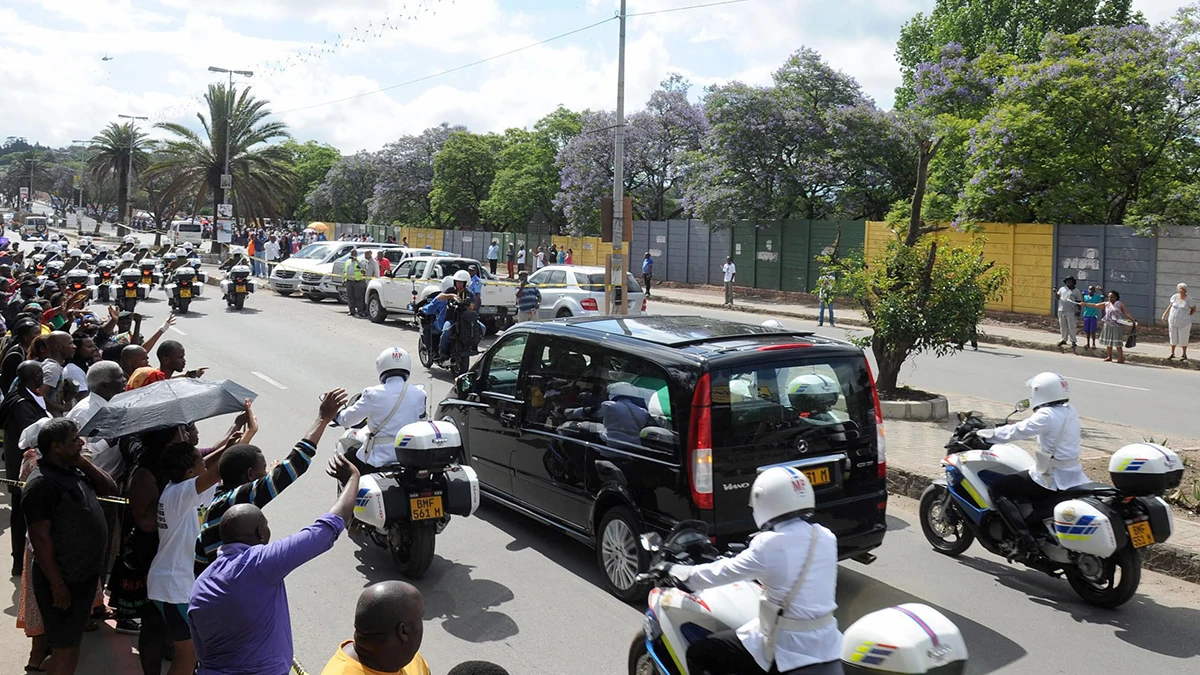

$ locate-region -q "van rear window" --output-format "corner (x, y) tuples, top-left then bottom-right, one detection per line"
(709, 356), (873, 449)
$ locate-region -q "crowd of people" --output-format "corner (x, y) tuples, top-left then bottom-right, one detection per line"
(0, 234), (511, 675)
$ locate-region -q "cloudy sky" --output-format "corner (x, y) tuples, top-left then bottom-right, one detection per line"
(0, 0), (1188, 153)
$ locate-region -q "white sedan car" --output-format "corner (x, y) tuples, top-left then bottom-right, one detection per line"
(526, 265), (647, 319)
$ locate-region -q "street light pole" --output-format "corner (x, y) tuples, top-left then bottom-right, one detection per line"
(207, 66), (253, 245)
(117, 114), (147, 234)
(610, 0), (628, 314)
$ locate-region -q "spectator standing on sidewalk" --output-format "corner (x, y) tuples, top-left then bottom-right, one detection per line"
(1056, 276), (1083, 351)
(516, 245), (526, 274)
(817, 270), (836, 328)
(506, 244), (515, 278)
(1086, 290), (1137, 364)
(721, 256), (736, 308)
(3, 360), (51, 576)
(487, 240), (500, 275)
(1082, 285), (1103, 350)
(1162, 282), (1196, 361)
(641, 252), (653, 297)
(515, 272), (540, 323)
(22, 418), (117, 675)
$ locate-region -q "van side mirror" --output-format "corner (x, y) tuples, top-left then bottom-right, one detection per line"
(455, 373), (475, 396)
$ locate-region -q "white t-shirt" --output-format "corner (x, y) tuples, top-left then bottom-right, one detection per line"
(722, 262), (736, 283)
(42, 360), (63, 389)
(264, 240), (280, 261)
(148, 477), (218, 604)
(1168, 293), (1196, 325)
(64, 362), (88, 394)
(517, 249), (526, 264)
(1057, 286), (1082, 314)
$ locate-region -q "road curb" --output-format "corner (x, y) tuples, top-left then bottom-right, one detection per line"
(886, 466), (1200, 584)
(652, 296), (1197, 372)
(880, 396), (949, 422)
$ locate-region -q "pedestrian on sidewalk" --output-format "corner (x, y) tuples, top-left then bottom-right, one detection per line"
(1085, 290), (1137, 363)
(1056, 276), (1083, 350)
(817, 270), (836, 327)
(515, 272), (540, 323)
(1082, 285), (1103, 350)
(487, 240), (499, 275)
(506, 244), (515, 278)
(516, 245), (526, 274)
(642, 252), (653, 297)
(721, 256), (736, 308)
(1162, 282), (1195, 361)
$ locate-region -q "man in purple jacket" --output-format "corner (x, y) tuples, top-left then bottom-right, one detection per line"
(188, 454), (360, 675)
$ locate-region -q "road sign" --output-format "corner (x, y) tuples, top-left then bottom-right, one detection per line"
(217, 203), (233, 218)
(19, 187), (28, 200)
(220, 174), (232, 190)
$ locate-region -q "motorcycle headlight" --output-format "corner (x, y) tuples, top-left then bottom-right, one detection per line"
(643, 610), (661, 642)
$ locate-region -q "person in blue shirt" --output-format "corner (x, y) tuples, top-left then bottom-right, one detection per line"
(641, 252), (654, 297)
(515, 272), (540, 323)
(421, 273), (475, 358)
(467, 264), (483, 311)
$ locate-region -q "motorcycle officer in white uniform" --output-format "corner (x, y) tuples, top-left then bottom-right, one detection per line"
(674, 467), (843, 675)
(976, 371), (1089, 554)
(336, 347), (427, 473)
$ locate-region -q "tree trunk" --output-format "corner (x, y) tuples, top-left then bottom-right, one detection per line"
(906, 136), (942, 247)
(871, 336), (908, 395)
(117, 165), (129, 228)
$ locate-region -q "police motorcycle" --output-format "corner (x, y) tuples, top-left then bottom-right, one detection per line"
(30, 253), (48, 277)
(116, 267), (145, 312)
(417, 276), (484, 376)
(165, 261), (199, 314)
(630, 522), (968, 675)
(220, 264), (255, 310)
(918, 401), (1180, 608)
(331, 351), (480, 579)
(64, 268), (92, 297)
(137, 257), (160, 297)
(44, 260), (65, 285)
(93, 259), (117, 302)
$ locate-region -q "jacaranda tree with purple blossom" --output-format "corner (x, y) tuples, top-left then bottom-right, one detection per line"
(960, 13), (1200, 229)
(370, 123), (463, 226)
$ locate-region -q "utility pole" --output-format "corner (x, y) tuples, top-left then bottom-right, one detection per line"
(208, 66), (253, 251)
(609, 0), (628, 314)
(117, 114), (147, 234)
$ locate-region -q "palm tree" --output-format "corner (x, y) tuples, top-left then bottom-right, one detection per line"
(85, 122), (153, 224)
(148, 83), (295, 235)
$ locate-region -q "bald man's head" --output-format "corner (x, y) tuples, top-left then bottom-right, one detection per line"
(219, 504), (271, 547)
(17, 360), (43, 391)
(353, 581), (424, 671)
(120, 345), (149, 377)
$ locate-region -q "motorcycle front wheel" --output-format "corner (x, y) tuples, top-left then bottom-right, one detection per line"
(919, 484), (975, 556)
(1066, 546), (1141, 609)
(418, 335), (433, 367)
(388, 521), (437, 579)
(628, 633), (660, 675)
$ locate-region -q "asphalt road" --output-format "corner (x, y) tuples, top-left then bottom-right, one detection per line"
(57, 285), (1191, 674)
(649, 302), (1198, 441)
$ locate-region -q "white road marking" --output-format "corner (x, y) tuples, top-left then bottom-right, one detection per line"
(251, 371), (288, 390)
(1070, 376), (1150, 392)
(170, 326), (187, 336)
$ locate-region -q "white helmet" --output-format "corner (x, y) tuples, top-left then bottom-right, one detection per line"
(787, 373), (840, 415)
(163, 238), (173, 247)
(80, 237), (91, 246)
(164, 252), (178, 261)
(97, 245), (110, 254)
(1026, 372), (1069, 409)
(184, 242), (194, 250)
(750, 466), (815, 529)
(175, 247), (187, 256)
(761, 319), (784, 330)
(841, 603), (967, 675)
(375, 347), (411, 383)
(441, 277), (455, 292)
(121, 252), (135, 262)
(68, 248), (82, 258)
(123, 235), (136, 244)
(47, 243), (62, 254)
(452, 270), (471, 283)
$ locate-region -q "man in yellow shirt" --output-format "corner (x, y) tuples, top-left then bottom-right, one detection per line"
(321, 581), (430, 675)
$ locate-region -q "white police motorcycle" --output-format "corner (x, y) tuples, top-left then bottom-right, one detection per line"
(335, 418), (480, 579)
(630, 522), (968, 675)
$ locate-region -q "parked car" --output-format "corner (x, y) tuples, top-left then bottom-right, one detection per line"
(525, 265), (646, 319)
(299, 244), (402, 302)
(329, 247), (454, 303)
(366, 255), (513, 331)
(268, 241), (347, 296)
(436, 315), (888, 600)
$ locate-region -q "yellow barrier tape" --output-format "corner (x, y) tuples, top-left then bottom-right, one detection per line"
(0, 477), (130, 505)
(258, 258), (586, 289)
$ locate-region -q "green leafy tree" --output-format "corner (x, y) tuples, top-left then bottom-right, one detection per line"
(959, 16), (1200, 229)
(3, 150), (55, 207)
(147, 83), (295, 234)
(85, 122), (153, 224)
(371, 124), (463, 226)
(824, 235), (1008, 393)
(430, 131), (503, 229)
(895, 0), (1142, 105)
(306, 151), (381, 224)
(280, 139), (340, 220)
(481, 128), (559, 231)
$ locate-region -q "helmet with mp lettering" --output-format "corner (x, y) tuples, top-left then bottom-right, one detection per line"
(375, 346), (411, 383)
(750, 466), (815, 529)
(841, 603), (967, 674)
(787, 372), (840, 416)
(761, 319), (784, 330)
(1026, 371), (1069, 409)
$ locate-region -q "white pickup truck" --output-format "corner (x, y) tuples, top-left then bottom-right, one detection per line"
(365, 255), (515, 332)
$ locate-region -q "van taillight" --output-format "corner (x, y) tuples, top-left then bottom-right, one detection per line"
(865, 359), (887, 479)
(689, 373), (713, 510)
(581, 298), (599, 311)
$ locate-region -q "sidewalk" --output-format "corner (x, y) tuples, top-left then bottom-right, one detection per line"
(882, 392), (1200, 584)
(649, 285), (1197, 371)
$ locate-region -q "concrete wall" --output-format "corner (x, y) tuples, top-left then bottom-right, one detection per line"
(1155, 226), (1200, 325)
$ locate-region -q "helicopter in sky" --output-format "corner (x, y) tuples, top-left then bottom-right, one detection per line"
(101, 55), (113, 61)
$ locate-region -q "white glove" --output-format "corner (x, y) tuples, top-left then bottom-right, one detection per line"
(975, 428), (996, 440)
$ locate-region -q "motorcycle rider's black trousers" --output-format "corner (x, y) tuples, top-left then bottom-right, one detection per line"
(685, 630), (844, 675)
(989, 472), (1056, 544)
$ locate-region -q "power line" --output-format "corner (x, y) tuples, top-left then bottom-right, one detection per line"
(627, 0), (764, 18)
(272, 16), (618, 115)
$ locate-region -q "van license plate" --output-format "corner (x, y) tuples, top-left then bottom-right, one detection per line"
(1128, 521), (1154, 548)
(803, 467), (831, 486)
(125, 290), (137, 298)
(410, 496), (443, 521)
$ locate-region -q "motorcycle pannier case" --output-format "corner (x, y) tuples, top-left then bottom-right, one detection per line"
(1053, 498), (1119, 557)
(1108, 443), (1183, 495)
(444, 465), (480, 517)
(393, 420), (461, 469)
